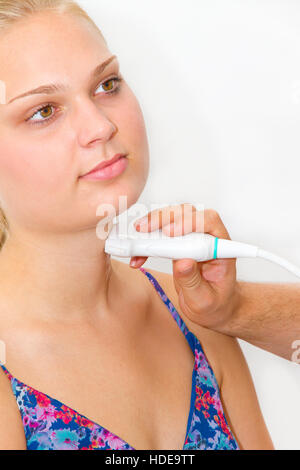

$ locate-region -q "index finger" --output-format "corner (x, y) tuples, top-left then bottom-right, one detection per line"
(135, 205), (231, 241)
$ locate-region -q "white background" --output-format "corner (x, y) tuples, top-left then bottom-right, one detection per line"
(79, 0), (300, 449)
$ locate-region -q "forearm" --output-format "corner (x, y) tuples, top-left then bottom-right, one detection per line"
(222, 280), (300, 362)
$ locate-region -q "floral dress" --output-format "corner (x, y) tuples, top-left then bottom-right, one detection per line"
(0, 267), (239, 450)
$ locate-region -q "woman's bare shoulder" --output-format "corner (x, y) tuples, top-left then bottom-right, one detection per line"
(143, 266), (274, 449)
(0, 366), (27, 449)
(142, 267), (257, 384)
(111, 262), (240, 385)
(0, 286), (30, 448)
(140, 266), (227, 385)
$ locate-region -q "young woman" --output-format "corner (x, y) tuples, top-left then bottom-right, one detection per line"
(0, 0), (274, 450)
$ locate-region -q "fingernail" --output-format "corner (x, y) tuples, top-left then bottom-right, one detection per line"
(130, 258), (138, 267)
(135, 220), (149, 231)
(135, 217), (148, 227)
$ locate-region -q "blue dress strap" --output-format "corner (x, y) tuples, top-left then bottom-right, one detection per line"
(139, 267), (198, 354)
(0, 363), (13, 380)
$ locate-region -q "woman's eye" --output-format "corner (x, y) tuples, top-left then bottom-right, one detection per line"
(38, 105), (53, 118)
(101, 79), (115, 92)
(26, 76), (122, 126)
(95, 76), (122, 95)
(27, 104), (56, 125)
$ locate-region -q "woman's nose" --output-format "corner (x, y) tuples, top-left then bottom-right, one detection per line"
(72, 99), (118, 146)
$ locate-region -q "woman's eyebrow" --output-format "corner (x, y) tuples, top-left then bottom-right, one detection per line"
(7, 54), (118, 105)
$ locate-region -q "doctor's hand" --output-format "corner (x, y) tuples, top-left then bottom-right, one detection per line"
(129, 204), (240, 331)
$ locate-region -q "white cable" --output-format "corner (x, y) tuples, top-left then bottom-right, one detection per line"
(257, 248), (300, 279)
(105, 228), (300, 279)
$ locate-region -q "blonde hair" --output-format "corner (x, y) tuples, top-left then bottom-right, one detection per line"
(0, 0), (105, 36)
(0, 207), (8, 250)
(0, 0), (106, 250)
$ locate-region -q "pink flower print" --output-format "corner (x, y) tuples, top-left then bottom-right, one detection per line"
(74, 414), (95, 428)
(29, 389), (51, 407)
(36, 404), (57, 427)
(54, 405), (75, 425)
(195, 386), (215, 414)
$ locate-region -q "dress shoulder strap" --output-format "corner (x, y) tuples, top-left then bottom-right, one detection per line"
(139, 267), (197, 354)
(0, 363), (13, 380)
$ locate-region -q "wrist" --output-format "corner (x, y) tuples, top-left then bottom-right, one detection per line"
(213, 280), (244, 336)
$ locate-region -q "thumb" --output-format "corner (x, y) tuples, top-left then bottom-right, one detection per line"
(173, 259), (204, 293)
(173, 259), (212, 317)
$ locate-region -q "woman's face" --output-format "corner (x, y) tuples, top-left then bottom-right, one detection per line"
(0, 12), (149, 236)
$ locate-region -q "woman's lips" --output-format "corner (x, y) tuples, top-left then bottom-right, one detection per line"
(80, 155), (128, 181)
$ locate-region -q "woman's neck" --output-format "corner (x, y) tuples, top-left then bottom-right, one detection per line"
(0, 227), (123, 323)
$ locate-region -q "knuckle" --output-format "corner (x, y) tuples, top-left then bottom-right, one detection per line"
(180, 203), (196, 211)
(163, 205), (183, 225)
(142, 204), (199, 229)
(204, 209), (231, 239)
(182, 273), (199, 289)
(148, 209), (161, 225)
(206, 209), (220, 222)
(179, 204), (197, 228)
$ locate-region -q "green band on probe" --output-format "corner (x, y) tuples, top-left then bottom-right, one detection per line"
(213, 237), (219, 259)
